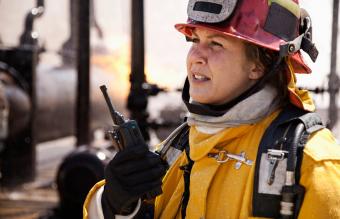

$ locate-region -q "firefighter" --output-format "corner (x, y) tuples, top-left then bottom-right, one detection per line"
(84, 0), (340, 218)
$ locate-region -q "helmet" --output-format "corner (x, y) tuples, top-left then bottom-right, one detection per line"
(175, 0), (318, 73)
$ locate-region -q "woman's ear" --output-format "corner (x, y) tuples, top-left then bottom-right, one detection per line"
(248, 62), (265, 80)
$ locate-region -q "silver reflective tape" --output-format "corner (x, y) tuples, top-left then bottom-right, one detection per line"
(285, 171), (295, 186)
(157, 122), (188, 166)
(159, 122), (188, 158)
(280, 201), (294, 215)
(258, 153), (287, 195)
(164, 147), (183, 167)
(188, 0), (238, 23)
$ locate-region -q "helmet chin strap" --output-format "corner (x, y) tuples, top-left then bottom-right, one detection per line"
(182, 56), (284, 117)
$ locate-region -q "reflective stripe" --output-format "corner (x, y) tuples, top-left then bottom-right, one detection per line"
(269, 0), (300, 18)
(83, 180), (106, 219)
(83, 180), (142, 219)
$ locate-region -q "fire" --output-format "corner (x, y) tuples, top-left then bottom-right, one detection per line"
(91, 39), (186, 99)
(91, 44), (131, 99)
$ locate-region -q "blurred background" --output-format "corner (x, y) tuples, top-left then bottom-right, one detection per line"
(0, 0), (338, 218)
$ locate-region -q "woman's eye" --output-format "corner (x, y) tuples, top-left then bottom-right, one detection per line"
(211, 41), (223, 48)
(191, 38), (199, 43)
(186, 37), (199, 43)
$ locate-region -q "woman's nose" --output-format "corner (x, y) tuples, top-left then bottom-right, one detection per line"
(188, 45), (207, 65)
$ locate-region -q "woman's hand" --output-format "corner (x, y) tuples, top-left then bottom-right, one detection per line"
(101, 144), (167, 218)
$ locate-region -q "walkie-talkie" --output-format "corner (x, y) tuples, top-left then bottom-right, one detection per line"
(100, 85), (162, 199)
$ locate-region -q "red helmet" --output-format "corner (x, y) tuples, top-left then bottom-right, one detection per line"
(175, 0), (318, 73)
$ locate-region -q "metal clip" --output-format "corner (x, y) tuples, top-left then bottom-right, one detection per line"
(267, 149), (288, 161)
(266, 149), (288, 185)
(215, 151), (229, 163)
(208, 151), (253, 169)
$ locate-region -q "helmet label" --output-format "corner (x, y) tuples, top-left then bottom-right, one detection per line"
(193, 1), (222, 14)
(188, 0), (238, 23)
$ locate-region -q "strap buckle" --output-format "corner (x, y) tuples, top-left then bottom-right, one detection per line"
(267, 149), (288, 161)
(266, 149), (288, 185)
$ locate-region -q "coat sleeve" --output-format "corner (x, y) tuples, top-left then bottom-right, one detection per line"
(298, 129), (340, 219)
(83, 180), (141, 219)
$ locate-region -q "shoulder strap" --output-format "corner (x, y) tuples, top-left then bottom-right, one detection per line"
(157, 122), (192, 218)
(180, 144), (194, 218)
(252, 104), (324, 218)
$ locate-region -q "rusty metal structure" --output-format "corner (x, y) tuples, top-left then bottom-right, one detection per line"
(0, 0), (43, 186)
(76, 0), (91, 147)
(0, 0), (112, 188)
(128, 0), (149, 141)
(127, 0), (175, 142)
(0, 0), (109, 217)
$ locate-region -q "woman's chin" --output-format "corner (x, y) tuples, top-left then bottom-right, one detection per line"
(191, 96), (212, 105)
(189, 91), (211, 104)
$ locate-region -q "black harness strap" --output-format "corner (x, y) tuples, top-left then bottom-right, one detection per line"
(180, 145), (194, 218)
(282, 112), (323, 219)
(170, 126), (193, 218)
(252, 105), (324, 218)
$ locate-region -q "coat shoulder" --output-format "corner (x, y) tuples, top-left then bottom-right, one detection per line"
(303, 128), (340, 162)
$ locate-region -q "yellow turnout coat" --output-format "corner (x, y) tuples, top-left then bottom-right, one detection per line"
(84, 67), (340, 218)
(154, 111), (340, 218)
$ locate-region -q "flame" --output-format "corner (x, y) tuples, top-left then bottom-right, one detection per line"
(91, 38), (186, 100)
(145, 64), (186, 90)
(91, 44), (131, 99)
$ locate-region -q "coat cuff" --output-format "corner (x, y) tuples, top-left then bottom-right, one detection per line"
(88, 185), (142, 219)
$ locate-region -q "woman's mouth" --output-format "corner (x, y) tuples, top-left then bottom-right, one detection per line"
(193, 73), (210, 81)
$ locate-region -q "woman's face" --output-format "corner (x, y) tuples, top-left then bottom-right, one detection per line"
(186, 28), (263, 105)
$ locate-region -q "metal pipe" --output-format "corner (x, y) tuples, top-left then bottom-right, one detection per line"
(59, 0), (78, 66)
(3, 83), (31, 139)
(76, 0), (91, 146)
(0, 47), (39, 187)
(19, 0), (45, 46)
(35, 67), (126, 143)
(127, 0), (150, 141)
(328, 0), (339, 130)
(131, 0), (145, 84)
